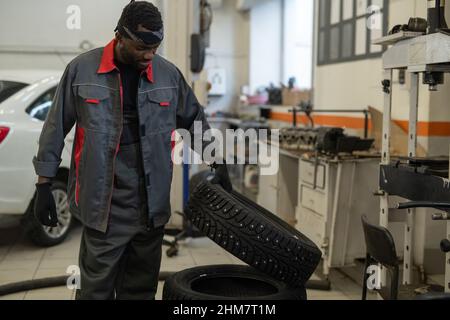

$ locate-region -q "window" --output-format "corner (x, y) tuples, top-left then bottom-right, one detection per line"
(26, 87), (57, 121)
(0, 81), (28, 104)
(250, 0), (314, 92)
(282, 0), (314, 89)
(317, 0), (388, 65)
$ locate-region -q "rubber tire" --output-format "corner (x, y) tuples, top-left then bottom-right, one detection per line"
(183, 170), (216, 238)
(23, 180), (73, 247)
(163, 265), (307, 300)
(187, 182), (322, 287)
(189, 170), (215, 194)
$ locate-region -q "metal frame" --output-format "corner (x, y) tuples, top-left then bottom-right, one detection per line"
(447, 152), (450, 293)
(381, 70), (427, 286)
(380, 69), (392, 287)
(376, 31), (450, 292)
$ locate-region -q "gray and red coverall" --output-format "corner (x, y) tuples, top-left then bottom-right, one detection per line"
(33, 39), (210, 299)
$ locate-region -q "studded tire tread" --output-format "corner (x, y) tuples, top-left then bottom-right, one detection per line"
(187, 182), (322, 287)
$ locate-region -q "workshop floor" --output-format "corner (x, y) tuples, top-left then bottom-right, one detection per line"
(0, 215), (373, 300)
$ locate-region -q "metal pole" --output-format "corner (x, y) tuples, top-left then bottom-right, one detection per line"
(447, 147), (450, 293)
(447, 222), (450, 294)
(380, 69), (393, 289)
(293, 108), (298, 128)
(299, 109), (370, 137)
(380, 70), (393, 228)
(183, 143), (191, 209)
(364, 111), (369, 139)
(403, 72), (419, 285)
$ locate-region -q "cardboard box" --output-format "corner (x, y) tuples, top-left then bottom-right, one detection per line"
(282, 89), (311, 106)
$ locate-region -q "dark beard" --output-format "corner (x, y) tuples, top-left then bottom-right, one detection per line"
(118, 46), (144, 71)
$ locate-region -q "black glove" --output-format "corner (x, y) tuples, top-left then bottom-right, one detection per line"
(34, 183), (58, 227)
(210, 162), (233, 193)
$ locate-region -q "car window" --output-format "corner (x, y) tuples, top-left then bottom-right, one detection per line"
(0, 81), (28, 104)
(26, 87), (58, 121)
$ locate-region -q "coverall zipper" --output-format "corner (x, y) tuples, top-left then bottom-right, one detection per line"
(106, 72), (124, 225)
(137, 75), (152, 231)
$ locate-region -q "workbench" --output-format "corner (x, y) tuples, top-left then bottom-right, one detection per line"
(257, 142), (405, 279)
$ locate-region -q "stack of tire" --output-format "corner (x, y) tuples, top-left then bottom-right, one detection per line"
(163, 171), (322, 300)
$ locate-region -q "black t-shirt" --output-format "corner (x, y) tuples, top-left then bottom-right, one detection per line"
(115, 60), (141, 146)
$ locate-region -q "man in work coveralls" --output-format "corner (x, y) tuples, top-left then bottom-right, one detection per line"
(32, 1), (231, 300)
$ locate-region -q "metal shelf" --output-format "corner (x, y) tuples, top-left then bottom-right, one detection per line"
(380, 164), (450, 203)
(375, 30), (450, 289)
(372, 31), (424, 46)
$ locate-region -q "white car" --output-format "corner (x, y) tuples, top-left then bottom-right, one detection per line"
(0, 70), (75, 246)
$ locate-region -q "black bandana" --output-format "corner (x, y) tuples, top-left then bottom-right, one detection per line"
(116, 24), (164, 45)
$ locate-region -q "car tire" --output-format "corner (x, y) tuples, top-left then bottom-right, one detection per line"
(187, 181), (322, 287)
(174, 170), (216, 239)
(189, 170), (215, 194)
(163, 265), (307, 300)
(23, 179), (73, 247)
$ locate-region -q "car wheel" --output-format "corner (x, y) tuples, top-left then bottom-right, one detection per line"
(187, 181), (322, 287)
(24, 180), (73, 247)
(163, 265), (307, 300)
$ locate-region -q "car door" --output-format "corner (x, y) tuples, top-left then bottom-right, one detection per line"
(26, 85), (74, 167)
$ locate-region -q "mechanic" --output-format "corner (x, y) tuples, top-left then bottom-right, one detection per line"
(32, 0), (231, 300)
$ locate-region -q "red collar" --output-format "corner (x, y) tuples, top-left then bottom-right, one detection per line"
(97, 39), (154, 83)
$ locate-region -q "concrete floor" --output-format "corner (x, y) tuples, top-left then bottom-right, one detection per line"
(0, 215), (370, 300)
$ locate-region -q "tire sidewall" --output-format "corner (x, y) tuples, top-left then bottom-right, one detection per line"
(190, 170), (215, 194)
(163, 265), (306, 300)
(187, 182), (322, 287)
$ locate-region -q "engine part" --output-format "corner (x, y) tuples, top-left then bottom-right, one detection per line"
(441, 239), (450, 253)
(280, 127), (373, 155)
(389, 17), (427, 35)
(408, 17), (428, 33)
(423, 71), (445, 91)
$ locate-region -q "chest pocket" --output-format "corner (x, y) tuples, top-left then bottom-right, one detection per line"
(146, 88), (176, 133)
(76, 85), (115, 133)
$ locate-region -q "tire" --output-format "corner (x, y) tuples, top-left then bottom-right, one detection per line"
(163, 265), (307, 300)
(187, 181), (322, 287)
(181, 170), (215, 239)
(189, 170), (215, 194)
(23, 180), (73, 247)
